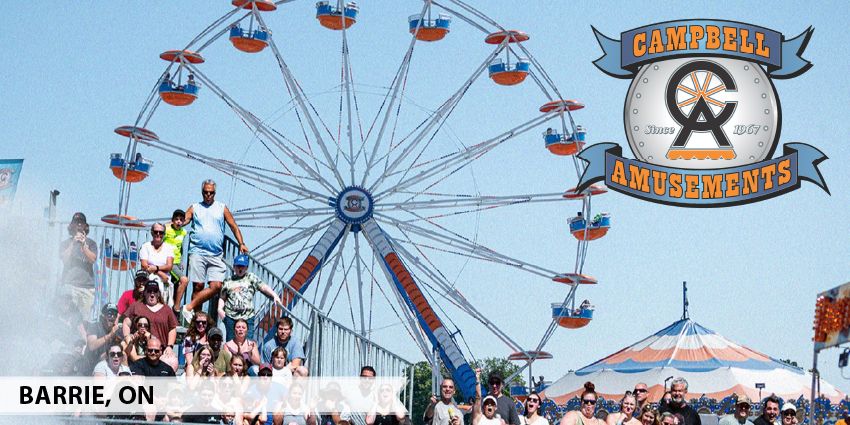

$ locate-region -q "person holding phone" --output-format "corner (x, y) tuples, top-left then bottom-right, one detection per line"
(59, 212), (98, 318)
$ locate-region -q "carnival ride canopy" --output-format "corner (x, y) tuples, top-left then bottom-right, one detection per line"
(543, 318), (844, 403)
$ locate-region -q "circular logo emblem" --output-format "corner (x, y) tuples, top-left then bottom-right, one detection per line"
(335, 186), (374, 225)
(625, 57), (780, 169)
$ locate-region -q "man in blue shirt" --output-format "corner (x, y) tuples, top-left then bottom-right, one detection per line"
(262, 317), (305, 367)
(181, 179), (249, 323)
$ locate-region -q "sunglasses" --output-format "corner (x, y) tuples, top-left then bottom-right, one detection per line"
(783, 412), (796, 417)
(109, 352), (123, 357)
(151, 230), (164, 236)
(137, 322), (150, 328)
(582, 399), (597, 405)
(528, 398), (540, 403)
(203, 190), (216, 195)
(634, 389), (647, 393)
(146, 348), (162, 354)
(196, 321), (208, 326)
(258, 372), (272, 377)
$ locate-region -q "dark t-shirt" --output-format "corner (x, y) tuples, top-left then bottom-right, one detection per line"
(124, 303), (177, 346)
(753, 416), (775, 425)
(659, 403), (702, 425)
(84, 321), (120, 374)
(60, 237), (97, 287)
(182, 409), (221, 424)
(129, 358), (175, 377)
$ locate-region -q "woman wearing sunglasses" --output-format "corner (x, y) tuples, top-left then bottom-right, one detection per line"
(93, 344), (130, 377)
(606, 392), (640, 425)
(183, 311), (212, 366)
(520, 392), (549, 425)
(139, 222), (176, 307)
(560, 382), (603, 425)
(123, 316), (152, 363)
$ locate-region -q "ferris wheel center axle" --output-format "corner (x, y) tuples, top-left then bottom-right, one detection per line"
(330, 186), (375, 230)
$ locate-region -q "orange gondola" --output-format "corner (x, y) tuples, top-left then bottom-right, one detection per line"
(101, 214), (146, 228)
(159, 50), (205, 64)
(562, 184), (608, 200)
(552, 273), (597, 285)
(539, 99), (585, 113)
(232, 0), (277, 11)
(485, 30), (529, 44)
(114, 126), (159, 142)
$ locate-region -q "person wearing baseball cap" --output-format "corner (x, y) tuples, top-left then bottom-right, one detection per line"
(719, 395), (754, 425)
(483, 371), (519, 425)
(780, 404), (798, 425)
(218, 254), (283, 340)
(121, 275), (178, 372)
(206, 327), (232, 375)
(82, 302), (122, 375)
(60, 211), (98, 319)
(117, 270), (149, 316)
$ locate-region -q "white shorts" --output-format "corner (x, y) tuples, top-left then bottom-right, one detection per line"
(188, 254), (227, 283)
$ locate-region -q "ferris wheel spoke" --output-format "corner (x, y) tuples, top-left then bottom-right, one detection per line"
(358, 1), (428, 187)
(430, 1), (491, 34)
(375, 192), (565, 213)
(367, 47), (503, 192)
(359, 218), (479, 398)
(253, 216), (334, 261)
(134, 134), (328, 202)
(375, 112), (554, 201)
(376, 211), (557, 278)
(231, 206), (335, 221)
(257, 14), (347, 189)
(353, 232), (368, 335)
(183, 62), (339, 194)
(317, 229), (350, 310)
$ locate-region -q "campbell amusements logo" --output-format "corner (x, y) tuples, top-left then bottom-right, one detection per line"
(577, 19), (829, 207)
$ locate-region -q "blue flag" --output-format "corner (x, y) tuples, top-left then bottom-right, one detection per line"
(0, 159), (23, 207)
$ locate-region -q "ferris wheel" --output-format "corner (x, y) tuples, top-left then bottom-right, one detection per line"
(108, 0), (612, 399)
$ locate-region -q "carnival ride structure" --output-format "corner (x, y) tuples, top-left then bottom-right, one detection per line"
(105, 0), (613, 398)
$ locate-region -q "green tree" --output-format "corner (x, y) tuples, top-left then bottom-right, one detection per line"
(471, 357), (526, 396)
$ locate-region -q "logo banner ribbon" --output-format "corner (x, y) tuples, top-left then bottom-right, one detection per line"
(576, 143), (828, 207)
(593, 19), (813, 79)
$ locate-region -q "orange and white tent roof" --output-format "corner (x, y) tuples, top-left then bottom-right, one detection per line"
(543, 319), (843, 403)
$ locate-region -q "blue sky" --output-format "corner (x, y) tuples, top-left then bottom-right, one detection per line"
(2, 1), (850, 396)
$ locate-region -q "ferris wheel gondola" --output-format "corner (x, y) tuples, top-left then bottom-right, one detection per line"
(113, 0), (612, 399)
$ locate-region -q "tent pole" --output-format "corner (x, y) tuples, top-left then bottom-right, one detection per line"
(810, 349), (818, 425)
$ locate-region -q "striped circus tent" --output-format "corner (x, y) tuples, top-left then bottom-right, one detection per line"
(543, 318), (843, 404)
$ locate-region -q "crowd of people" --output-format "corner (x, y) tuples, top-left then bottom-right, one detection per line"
(424, 376), (803, 425)
(53, 181), (807, 425)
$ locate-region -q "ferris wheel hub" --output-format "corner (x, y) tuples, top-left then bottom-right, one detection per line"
(333, 186), (374, 227)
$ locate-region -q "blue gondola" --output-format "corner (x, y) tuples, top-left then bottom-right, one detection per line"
(488, 58), (530, 86)
(109, 153), (153, 183)
(316, 1), (358, 30)
(229, 25), (270, 53)
(551, 302), (594, 329)
(158, 80), (200, 106)
(568, 213), (611, 241)
(408, 13), (451, 41)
